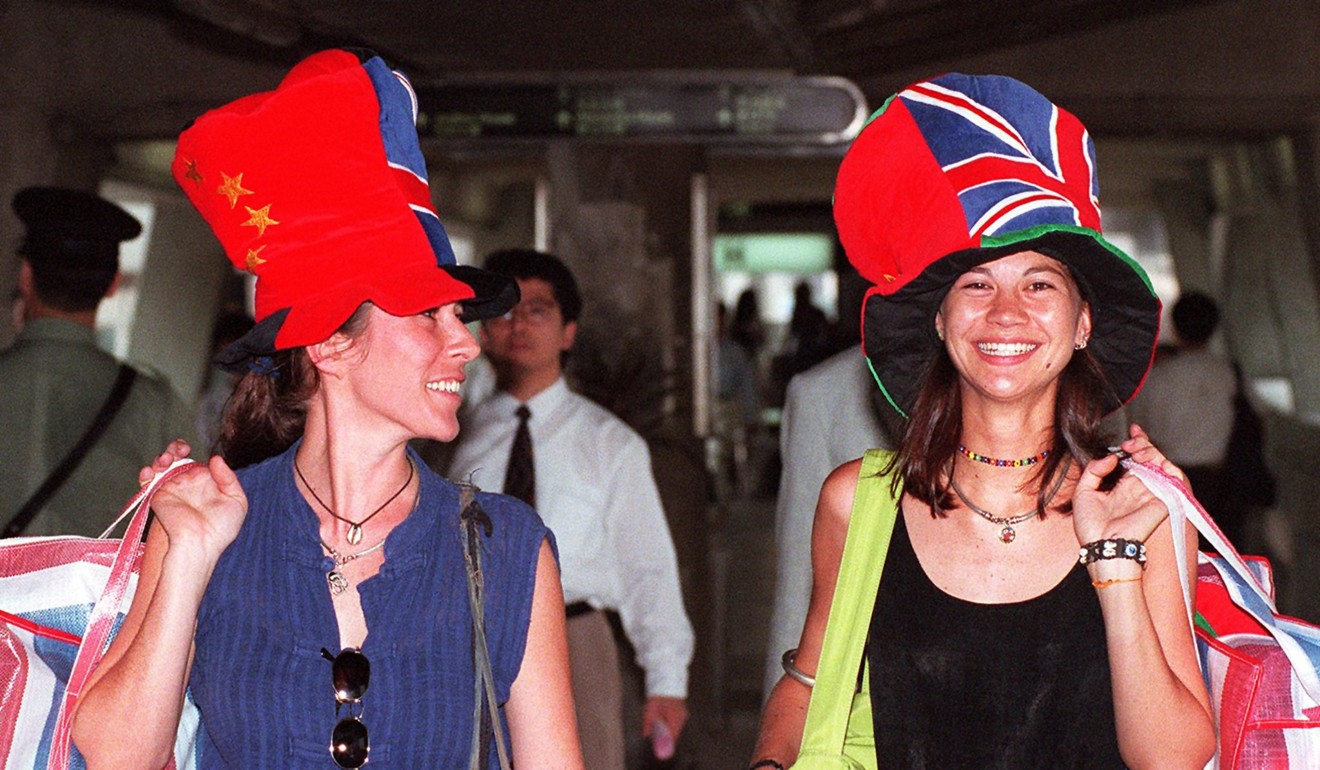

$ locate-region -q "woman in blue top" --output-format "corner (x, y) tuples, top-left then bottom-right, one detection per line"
(72, 50), (583, 769)
(752, 74), (1214, 768)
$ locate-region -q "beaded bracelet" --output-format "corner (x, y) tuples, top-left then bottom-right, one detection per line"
(749, 760), (785, 770)
(1092, 576), (1143, 589)
(1078, 538), (1147, 568)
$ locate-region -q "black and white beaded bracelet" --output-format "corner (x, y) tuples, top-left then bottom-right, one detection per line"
(1078, 538), (1147, 567)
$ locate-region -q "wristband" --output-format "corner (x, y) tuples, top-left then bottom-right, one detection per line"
(1078, 538), (1146, 568)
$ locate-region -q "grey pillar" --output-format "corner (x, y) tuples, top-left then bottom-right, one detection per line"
(544, 141), (702, 439)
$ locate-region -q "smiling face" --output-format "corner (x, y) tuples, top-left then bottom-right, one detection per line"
(934, 250), (1092, 411)
(337, 301), (480, 443)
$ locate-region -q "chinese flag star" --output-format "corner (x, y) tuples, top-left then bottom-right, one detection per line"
(245, 245), (268, 273)
(242, 204), (280, 237)
(216, 172), (254, 209)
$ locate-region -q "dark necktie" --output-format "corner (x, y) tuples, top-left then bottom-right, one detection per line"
(503, 405), (536, 508)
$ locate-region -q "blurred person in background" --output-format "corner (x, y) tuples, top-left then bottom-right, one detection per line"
(446, 248), (693, 769)
(0, 186), (194, 537)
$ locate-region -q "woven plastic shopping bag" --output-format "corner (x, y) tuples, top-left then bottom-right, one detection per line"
(1126, 460), (1320, 769)
(0, 460), (203, 770)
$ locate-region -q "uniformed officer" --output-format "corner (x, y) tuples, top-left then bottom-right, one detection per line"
(0, 186), (194, 536)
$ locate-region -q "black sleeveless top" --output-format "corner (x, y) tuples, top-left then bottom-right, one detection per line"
(867, 512), (1125, 769)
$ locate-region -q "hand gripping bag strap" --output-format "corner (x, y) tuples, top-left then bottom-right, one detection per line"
(794, 449), (899, 770)
(459, 484), (513, 770)
(46, 458), (196, 770)
(1123, 459), (1320, 705)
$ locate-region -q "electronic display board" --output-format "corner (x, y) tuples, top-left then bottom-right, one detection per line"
(414, 76), (867, 144)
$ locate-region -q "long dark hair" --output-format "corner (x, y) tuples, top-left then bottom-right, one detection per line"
(215, 304), (371, 469)
(892, 345), (1117, 518)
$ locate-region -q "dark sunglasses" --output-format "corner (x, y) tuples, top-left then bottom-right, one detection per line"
(322, 647), (370, 768)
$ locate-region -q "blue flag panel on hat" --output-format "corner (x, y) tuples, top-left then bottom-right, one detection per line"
(901, 77), (1100, 240)
(360, 56), (460, 271)
(833, 73), (1160, 417)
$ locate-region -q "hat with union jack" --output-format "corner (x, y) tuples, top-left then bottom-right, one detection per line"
(172, 49), (518, 369)
(834, 72), (1160, 416)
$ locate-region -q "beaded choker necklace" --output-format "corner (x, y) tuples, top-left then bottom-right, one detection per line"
(296, 457), (415, 545)
(959, 444), (1049, 468)
(949, 464), (1069, 544)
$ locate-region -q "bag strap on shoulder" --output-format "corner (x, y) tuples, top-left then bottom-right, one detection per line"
(798, 449), (901, 758)
(458, 483), (513, 770)
(3, 363), (137, 538)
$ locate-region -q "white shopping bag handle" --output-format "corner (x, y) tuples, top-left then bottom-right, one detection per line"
(1124, 458), (1320, 705)
(48, 458), (195, 770)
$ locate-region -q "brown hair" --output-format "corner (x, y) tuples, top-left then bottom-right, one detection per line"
(890, 346), (1117, 518)
(215, 304), (371, 469)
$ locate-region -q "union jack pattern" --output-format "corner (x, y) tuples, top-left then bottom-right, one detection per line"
(897, 74), (1102, 241)
(362, 57), (460, 269)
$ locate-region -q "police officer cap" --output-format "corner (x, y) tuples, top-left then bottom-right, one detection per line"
(13, 186), (142, 269)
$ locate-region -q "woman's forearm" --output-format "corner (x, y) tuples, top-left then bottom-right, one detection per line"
(72, 540), (216, 770)
(750, 675), (811, 767)
(1096, 573), (1215, 768)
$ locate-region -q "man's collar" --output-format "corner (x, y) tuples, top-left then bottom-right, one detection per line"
(15, 316), (97, 346)
(494, 376), (570, 414)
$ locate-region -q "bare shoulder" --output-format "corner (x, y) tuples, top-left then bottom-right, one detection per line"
(822, 457), (863, 497)
(815, 458), (864, 530)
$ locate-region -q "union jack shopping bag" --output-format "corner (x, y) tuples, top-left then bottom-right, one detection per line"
(0, 460), (202, 770)
(1127, 460), (1320, 769)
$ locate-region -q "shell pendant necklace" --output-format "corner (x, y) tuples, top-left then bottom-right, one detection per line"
(948, 462), (1068, 543)
(296, 456), (415, 545)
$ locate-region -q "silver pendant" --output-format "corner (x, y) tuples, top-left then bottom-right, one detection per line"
(347, 524), (363, 545)
(999, 525), (1016, 543)
(328, 569), (349, 595)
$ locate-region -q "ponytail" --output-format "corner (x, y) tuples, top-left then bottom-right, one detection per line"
(214, 350), (318, 469)
(214, 303), (372, 469)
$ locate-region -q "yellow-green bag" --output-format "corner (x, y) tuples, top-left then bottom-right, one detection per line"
(791, 449), (898, 770)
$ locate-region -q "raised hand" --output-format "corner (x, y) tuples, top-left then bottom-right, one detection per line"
(139, 440), (248, 558)
(1071, 424), (1181, 546)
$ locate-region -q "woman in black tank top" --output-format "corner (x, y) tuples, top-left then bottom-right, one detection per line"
(751, 73), (1215, 770)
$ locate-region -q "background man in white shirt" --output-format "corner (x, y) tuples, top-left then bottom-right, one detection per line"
(1127, 291), (1241, 542)
(446, 249), (693, 769)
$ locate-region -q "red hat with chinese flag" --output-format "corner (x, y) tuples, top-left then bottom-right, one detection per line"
(173, 49), (517, 369)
